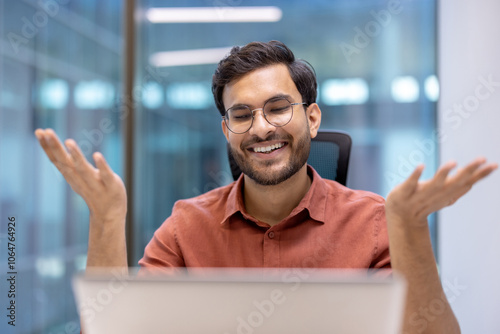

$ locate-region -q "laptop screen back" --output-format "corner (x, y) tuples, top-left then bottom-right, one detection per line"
(73, 268), (406, 334)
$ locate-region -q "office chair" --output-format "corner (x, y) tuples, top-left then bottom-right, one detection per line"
(227, 130), (352, 186)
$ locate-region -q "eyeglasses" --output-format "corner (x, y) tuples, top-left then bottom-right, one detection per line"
(223, 97), (307, 134)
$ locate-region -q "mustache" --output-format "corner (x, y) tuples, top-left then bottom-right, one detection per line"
(241, 133), (291, 147)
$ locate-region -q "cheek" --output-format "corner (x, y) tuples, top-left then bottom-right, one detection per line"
(289, 117), (310, 139)
(228, 135), (244, 150)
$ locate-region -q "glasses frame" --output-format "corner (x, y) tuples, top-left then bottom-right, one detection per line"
(223, 98), (307, 134)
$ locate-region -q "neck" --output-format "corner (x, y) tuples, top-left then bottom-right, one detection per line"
(243, 164), (312, 226)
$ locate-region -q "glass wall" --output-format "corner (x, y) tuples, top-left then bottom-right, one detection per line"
(133, 0), (438, 263)
(0, 1), (122, 333)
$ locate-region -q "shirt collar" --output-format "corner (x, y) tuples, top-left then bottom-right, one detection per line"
(220, 165), (329, 225)
(290, 165), (328, 224)
(221, 173), (246, 225)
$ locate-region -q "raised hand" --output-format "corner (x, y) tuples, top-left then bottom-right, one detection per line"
(35, 129), (127, 223)
(385, 158), (496, 334)
(35, 128), (128, 267)
(386, 157), (498, 227)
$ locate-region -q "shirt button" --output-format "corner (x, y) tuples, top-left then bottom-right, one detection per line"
(268, 231), (275, 239)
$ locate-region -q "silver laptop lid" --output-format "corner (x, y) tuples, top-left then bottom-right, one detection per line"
(73, 268), (406, 334)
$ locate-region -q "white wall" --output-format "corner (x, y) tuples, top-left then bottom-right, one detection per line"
(439, 0), (500, 333)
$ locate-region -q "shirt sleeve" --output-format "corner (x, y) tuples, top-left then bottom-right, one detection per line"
(138, 214), (186, 269)
(370, 203), (392, 270)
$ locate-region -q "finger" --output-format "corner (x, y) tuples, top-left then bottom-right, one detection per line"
(470, 162), (498, 184)
(35, 129), (72, 167)
(445, 163), (497, 204)
(65, 139), (98, 178)
(35, 130), (90, 194)
(35, 129), (52, 155)
(400, 164), (425, 195)
(448, 158), (490, 186)
(415, 161), (456, 198)
(461, 157), (487, 175)
(93, 152), (115, 186)
(34, 128), (45, 141)
(433, 160), (457, 184)
(437, 161), (497, 208)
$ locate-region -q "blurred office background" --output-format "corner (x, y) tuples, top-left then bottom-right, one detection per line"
(0, 0), (499, 333)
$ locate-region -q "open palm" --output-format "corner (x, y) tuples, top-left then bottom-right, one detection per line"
(35, 129), (127, 223)
(386, 158), (498, 227)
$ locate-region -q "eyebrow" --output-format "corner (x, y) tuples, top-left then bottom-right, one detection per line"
(228, 93), (294, 110)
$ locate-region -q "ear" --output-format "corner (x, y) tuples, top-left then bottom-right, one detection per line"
(306, 103), (322, 139)
(221, 119), (230, 142)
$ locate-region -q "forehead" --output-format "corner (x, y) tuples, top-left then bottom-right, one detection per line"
(222, 64), (301, 108)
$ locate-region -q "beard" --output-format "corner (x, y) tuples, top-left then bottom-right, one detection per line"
(229, 128), (311, 186)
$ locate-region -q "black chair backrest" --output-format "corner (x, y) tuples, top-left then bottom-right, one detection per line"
(227, 130), (352, 186)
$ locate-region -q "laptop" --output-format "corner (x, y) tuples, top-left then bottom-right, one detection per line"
(72, 268), (406, 334)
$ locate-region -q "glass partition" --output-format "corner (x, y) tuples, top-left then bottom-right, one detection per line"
(0, 1), (123, 332)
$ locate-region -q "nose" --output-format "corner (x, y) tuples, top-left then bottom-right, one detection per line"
(248, 108), (276, 138)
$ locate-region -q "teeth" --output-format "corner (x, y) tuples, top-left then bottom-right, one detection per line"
(253, 142), (284, 153)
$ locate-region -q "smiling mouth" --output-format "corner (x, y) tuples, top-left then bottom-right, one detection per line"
(251, 142), (286, 154)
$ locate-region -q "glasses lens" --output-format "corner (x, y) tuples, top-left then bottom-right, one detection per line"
(226, 105), (252, 133)
(264, 98), (293, 127)
(224, 98), (296, 134)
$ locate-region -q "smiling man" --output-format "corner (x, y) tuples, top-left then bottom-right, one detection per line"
(35, 41), (497, 333)
(137, 45), (390, 270)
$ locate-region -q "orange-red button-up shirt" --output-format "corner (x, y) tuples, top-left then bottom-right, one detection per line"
(139, 166), (391, 270)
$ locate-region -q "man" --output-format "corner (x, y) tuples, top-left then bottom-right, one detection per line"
(35, 41), (496, 333)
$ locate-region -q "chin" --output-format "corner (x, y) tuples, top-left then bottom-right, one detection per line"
(244, 163), (301, 186)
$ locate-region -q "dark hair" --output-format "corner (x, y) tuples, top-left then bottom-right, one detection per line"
(212, 40), (317, 116)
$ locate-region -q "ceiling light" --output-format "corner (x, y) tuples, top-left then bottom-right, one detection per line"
(146, 6), (282, 23)
(150, 47), (233, 67)
(424, 75), (439, 102)
(74, 80), (115, 109)
(391, 76), (420, 103)
(39, 79), (69, 110)
(321, 78), (369, 105)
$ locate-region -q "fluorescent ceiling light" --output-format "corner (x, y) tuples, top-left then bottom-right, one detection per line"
(424, 75), (439, 102)
(391, 76), (420, 103)
(150, 47), (233, 67)
(321, 78), (369, 105)
(74, 80), (115, 109)
(142, 82), (164, 109)
(39, 79), (69, 109)
(146, 6), (282, 23)
(36, 257), (65, 279)
(167, 82), (212, 109)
